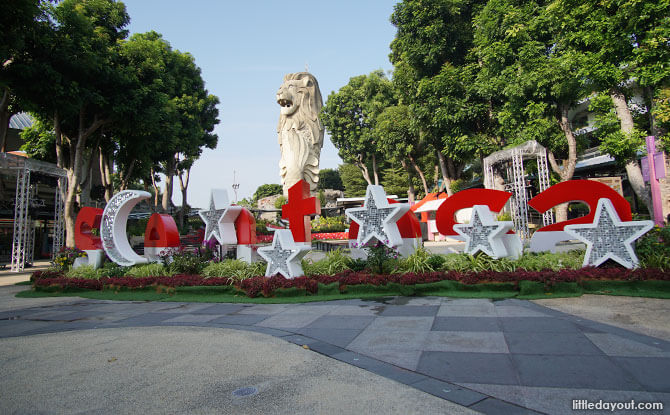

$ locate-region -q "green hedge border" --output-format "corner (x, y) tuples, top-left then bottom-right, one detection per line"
(17, 279), (670, 304)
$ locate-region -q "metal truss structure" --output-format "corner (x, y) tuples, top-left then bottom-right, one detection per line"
(1, 153), (67, 272)
(483, 140), (554, 241)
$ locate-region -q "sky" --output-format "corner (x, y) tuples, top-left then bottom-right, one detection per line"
(122, 0), (399, 209)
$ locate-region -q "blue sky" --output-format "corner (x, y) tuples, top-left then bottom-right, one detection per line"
(123, 0), (399, 208)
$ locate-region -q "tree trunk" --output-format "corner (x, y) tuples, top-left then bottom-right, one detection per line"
(408, 154), (429, 195)
(99, 148), (114, 202)
(371, 153), (379, 185)
(119, 158), (136, 190)
(161, 155), (176, 212)
(611, 90), (654, 217)
(0, 88), (10, 153)
(546, 103), (579, 223)
(177, 166), (190, 230)
(400, 159), (416, 203)
(150, 167), (160, 210)
(63, 110), (107, 247)
(355, 156), (373, 185)
(435, 150), (453, 196)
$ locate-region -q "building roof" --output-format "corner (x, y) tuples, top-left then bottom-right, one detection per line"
(9, 113), (34, 130)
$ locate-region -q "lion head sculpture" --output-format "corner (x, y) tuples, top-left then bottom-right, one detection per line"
(276, 72), (324, 196)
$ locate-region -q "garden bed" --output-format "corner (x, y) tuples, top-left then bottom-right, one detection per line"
(24, 266), (670, 303)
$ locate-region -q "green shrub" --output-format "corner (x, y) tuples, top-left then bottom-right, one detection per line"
(636, 225), (670, 270)
(202, 260), (265, 280)
(52, 247), (86, 272)
(397, 248), (436, 274)
(302, 250), (352, 276)
(96, 261), (128, 278)
(66, 265), (100, 279)
(162, 249), (208, 275)
(124, 263), (170, 277)
(515, 250), (583, 271)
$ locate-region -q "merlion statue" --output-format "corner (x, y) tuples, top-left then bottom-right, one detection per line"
(276, 72), (324, 196)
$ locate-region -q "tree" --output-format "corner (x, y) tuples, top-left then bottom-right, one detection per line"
(253, 184), (283, 202)
(390, 0), (493, 195)
(321, 70), (396, 185)
(8, 0), (131, 247)
(317, 168), (344, 191)
(547, 0), (670, 216)
(338, 163), (368, 197)
(375, 104), (429, 200)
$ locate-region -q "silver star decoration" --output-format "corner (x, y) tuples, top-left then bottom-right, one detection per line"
(564, 198), (653, 268)
(257, 230), (310, 279)
(345, 185), (409, 248)
(198, 189), (229, 245)
(453, 205), (514, 259)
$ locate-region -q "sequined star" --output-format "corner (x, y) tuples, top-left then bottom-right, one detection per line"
(564, 198), (653, 268)
(345, 185), (409, 248)
(257, 230), (310, 279)
(198, 190), (229, 244)
(453, 205), (513, 259)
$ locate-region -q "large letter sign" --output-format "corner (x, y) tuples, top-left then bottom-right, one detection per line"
(198, 189), (242, 245)
(72, 207), (104, 269)
(100, 190), (151, 267)
(527, 180), (632, 252)
(144, 213), (180, 261)
(257, 229), (310, 279)
(346, 185), (410, 249)
(282, 179), (320, 244)
(453, 205), (517, 259)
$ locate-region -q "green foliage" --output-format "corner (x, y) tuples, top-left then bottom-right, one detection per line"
(380, 166), (410, 198)
(395, 248), (436, 274)
(274, 195), (287, 209)
(302, 250), (353, 276)
(65, 265), (100, 279)
(253, 184), (282, 202)
(163, 249), (207, 275)
(96, 261), (128, 278)
(318, 168), (344, 190)
(124, 263), (170, 277)
(201, 260), (266, 281)
(636, 225), (670, 270)
(339, 163), (368, 197)
(52, 247), (86, 272)
(436, 250), (584, 272)
(359, 240), (400, 274)
(311, 216), (347, 233)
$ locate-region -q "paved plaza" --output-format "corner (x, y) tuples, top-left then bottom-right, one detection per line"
(1, 285), (668, 414)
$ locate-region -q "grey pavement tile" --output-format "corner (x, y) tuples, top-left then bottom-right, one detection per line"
(114, 312), (183, 325)
(455, 383), (529, 411)
(512, 354), (644, 391)
(443, 298), (494, 306)
(401, 297), (445, 306)
(187, 304), (246, 315)
(518, 386), (661, 415)
(326, 305), (380, 316)
(242, 326), (293, 337)
(281, 334), (318, 346)
(306, 315), (374, 330)
(19, 310), (79, 321)
(281, 305), (336, 315)
(499, 317), (579, 333)
(152, 303), (220, 313)
(505, 332), (603, 355)
(162, 314), (221, 324)
(366, 363), (426, 385)
(585, 333), (670, 357)
(353, 348), (423, 370)
(294, 328), (363, 348)
(236, 304), (290, 315)
(379, 305), (439, 317)
(470, 398), (541, 415)
(331, 350), (386, 369)
(304, 340), (346, 356)
(417, 351), (519, 385)
(495, 306), (550, 317)
(425, 331), (509, 354)
(438, 304), (497, 317)
(432, 316), (501, 332)
(255, 312), (322, 329)
(365, 316), (434, 331)
(411, 378), (488, 407)
(347, 328), (429, 352)
(208, 314), (270, 326)
(0, 309), (46, 319)
(0, 320), (56, 338)
(612, 357), (670, 393)
(577, 321), (670, 351)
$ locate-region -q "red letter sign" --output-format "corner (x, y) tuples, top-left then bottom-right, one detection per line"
(281, 179), (321, 243)
(74, 207), (103, 250)
(435, 189), (513, 236)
